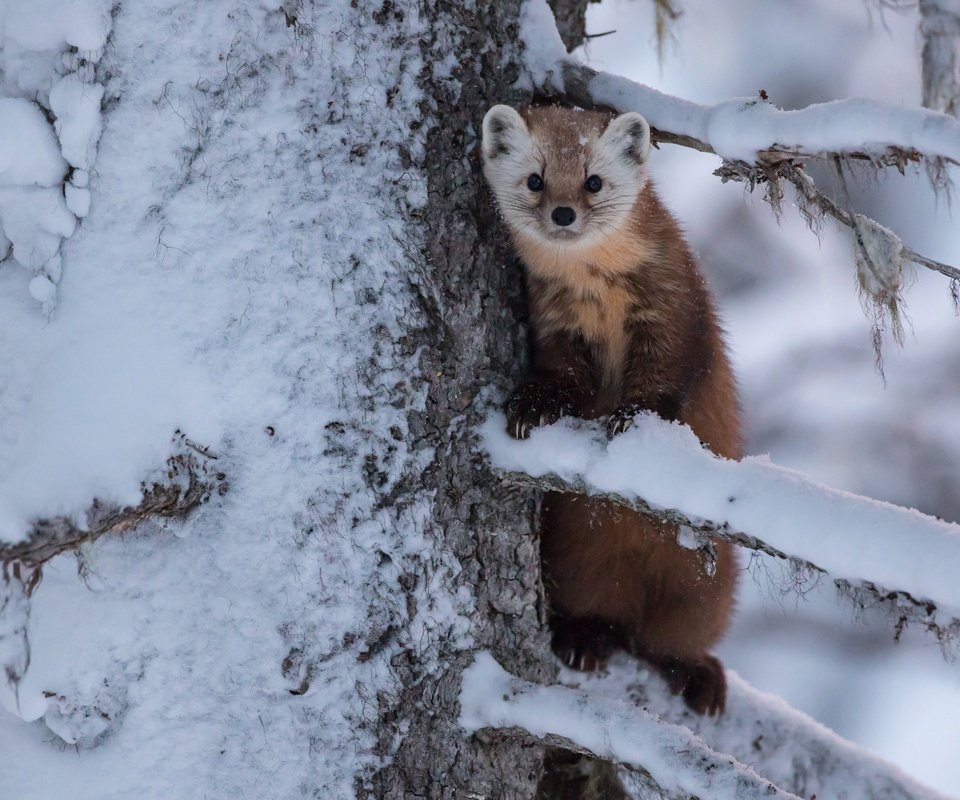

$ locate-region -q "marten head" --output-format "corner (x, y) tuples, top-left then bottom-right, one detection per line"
(481, 105), (651, 253)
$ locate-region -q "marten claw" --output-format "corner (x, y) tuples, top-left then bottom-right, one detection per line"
(554, 645), (607, 672)
(607, 405), (643, 437)
(504, 382), (573, 440)
(551, 616), (622, 672)
(608, 416), (632, 436)
(656, 654), (727, 716)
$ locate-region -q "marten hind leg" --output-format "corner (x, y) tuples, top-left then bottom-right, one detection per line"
(648, 653), (726, 716)
(626, 592), (731, 715)
(551, 615), (627, 671)
(627, 539), (736, 715)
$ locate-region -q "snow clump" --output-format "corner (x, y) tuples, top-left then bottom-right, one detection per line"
(0, 0), (112, 311)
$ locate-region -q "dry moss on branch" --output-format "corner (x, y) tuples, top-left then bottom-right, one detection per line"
(1, 434), (224, 573)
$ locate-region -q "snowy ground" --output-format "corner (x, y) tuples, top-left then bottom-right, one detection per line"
(579, 0), (960, 795)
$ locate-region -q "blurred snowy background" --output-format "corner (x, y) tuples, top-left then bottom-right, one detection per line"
(578, 0), (960, 793)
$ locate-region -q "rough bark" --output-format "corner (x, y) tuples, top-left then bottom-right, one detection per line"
(547, 0), (595, 51)
(369, 2), (557, 797)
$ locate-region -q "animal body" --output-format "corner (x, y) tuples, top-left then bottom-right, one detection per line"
(481, 104), (741, 715)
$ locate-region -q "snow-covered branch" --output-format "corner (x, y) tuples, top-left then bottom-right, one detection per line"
(479, 413), (960, 645)
(557, 60), (960, 167)
(519, 0), (960, 285)
(461, 651), (950, 800)
(0, 437), (222, 569)
(561, 61), (960, 284)
(460, 652), (799, 800)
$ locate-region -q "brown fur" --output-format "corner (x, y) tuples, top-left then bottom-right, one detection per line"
(490, 106), (741, 715)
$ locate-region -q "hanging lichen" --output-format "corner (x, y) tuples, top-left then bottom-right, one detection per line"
(852, 213), (907, 377)
(653, 0), (682, 67)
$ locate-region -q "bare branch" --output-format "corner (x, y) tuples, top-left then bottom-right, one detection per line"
(546, 0), (594, 51)
(714, 158), (960, 282)
(0, 437), (224, 570)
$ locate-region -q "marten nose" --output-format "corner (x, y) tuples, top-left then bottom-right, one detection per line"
(551, 206), (576, 227)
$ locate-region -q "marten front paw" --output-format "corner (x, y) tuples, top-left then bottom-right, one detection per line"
(607, 404), (643, 437)
(657, 654), (727, 716)
(608, 395), (683, 437)
(551, 617), (624, 671)
(504, 381), (573, 440)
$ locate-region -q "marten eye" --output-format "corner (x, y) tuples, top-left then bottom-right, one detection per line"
(584, 175), (603, 193)
(527, 173), (544, 192)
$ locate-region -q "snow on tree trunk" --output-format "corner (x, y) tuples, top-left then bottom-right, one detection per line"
(547, 0), (594, 50)
(369, 1), (558, 796)
(0, 0), (562, 796)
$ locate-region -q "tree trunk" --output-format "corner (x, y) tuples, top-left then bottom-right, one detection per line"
(369, 2), (557, 796)
(548, 0), (595, 51)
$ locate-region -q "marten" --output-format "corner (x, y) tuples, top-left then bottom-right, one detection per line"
(481, 104), (740, 716)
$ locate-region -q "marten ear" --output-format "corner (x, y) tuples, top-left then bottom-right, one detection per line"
(482, 105), (530, 162)
(600, 112), (650, 166)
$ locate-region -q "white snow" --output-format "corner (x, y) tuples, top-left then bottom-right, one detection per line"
(460, 652), (797, 799)
(0, 0), (110, 310)
(0, 0), (111, 52)
(0, 186), (75, 269)
(64, 183), (91, 217)
(480, 412), (960, 617)
(0, 98), (66, 186)
(0, 287), (219, 540)
(49, 74), (105, 171)
(25, 273), (56, 307)
(588, 77), (960, 163)
(517, 0), (568, 92)
(0, 2), (442, 798)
